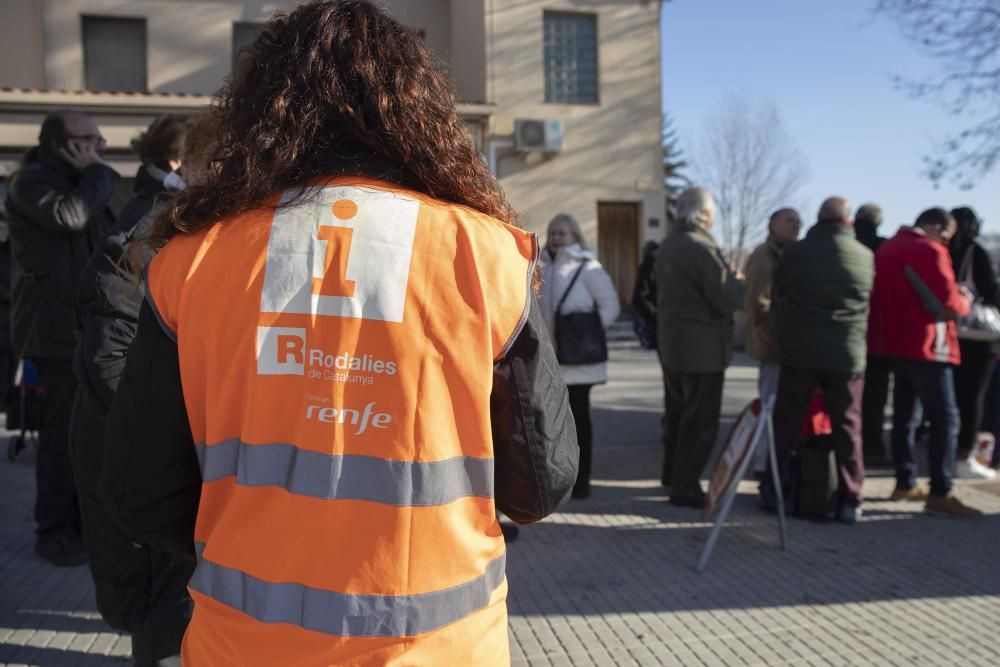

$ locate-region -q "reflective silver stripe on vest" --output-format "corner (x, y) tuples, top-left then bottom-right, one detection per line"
(191, 542), (506, 637)
(196, 440), (494, 506)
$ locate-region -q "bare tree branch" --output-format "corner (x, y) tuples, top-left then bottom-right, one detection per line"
(691, 97), (809, 267)
(875, 0), (1000, 187)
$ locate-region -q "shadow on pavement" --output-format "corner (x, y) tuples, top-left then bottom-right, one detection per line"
(508, 488), (1000, 618)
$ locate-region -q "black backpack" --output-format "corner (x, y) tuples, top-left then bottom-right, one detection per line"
(759, 436), (839, 520)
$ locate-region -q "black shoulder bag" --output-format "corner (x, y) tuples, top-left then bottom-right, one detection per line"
(555, 261), (609, 365)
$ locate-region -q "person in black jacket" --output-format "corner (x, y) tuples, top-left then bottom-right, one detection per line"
(854, 203), (893, 466)
(0, 211), (14, 411)
(949, 206), (999, 480)
(113, 115), (190, 236)
(4, 109), (117, 566)
(631, 240), (659, 350)
(69, 114), (197, 667)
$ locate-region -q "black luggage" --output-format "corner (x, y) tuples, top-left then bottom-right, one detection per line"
(759, 435), (839, 520)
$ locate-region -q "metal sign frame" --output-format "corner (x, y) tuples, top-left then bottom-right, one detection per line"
(696, 395), (787, 572)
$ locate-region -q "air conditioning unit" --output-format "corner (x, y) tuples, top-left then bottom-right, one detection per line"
(514, 118), (564, 153)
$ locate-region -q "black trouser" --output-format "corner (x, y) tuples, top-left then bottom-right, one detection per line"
(34, 358), (81, 539)
(662, 369), (724, 498)
(954, 340), (996, 456)
(567, 384), (593, 486)
(69, 389), (194, 666)
(892, 360), (958, 497)
(861, 355), (892, 460)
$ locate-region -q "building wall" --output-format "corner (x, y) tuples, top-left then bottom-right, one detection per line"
(486, 0), (665, 245)
(0, 0), (46, 89)
(26, 0), (462, 97)
(1, 0), (665, 252)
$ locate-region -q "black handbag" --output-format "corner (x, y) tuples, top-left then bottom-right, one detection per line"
(554, 262), (608, 365)
(956, 246), (1000, 342)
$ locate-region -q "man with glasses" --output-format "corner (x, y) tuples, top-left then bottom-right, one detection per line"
(4, 109), (118, 565)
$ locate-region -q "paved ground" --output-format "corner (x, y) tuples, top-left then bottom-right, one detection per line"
(2, 343), (1000, 666)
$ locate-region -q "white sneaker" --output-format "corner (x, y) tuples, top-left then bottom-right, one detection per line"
(955, 457), (998, 480)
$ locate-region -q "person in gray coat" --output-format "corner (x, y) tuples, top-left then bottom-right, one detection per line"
(656, 188), (744, 507)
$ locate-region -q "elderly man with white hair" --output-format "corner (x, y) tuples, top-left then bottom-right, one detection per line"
(655, 187), (744, 507)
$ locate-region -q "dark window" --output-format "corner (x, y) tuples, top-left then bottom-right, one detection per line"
(543, 11), (598, 104)
(82, 16), (147, 92)
(232, 22), (266, 71)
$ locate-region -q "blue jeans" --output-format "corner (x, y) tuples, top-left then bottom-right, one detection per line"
(891, 359), (959, 497)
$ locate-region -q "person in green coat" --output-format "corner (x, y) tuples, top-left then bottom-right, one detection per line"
(771, 196), (874, 524)
(656, 187), (744, 507)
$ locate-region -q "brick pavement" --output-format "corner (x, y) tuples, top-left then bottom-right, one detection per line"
(2, 344), (1000, 666)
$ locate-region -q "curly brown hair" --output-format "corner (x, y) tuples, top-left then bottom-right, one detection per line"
(145, 0), (515, 248)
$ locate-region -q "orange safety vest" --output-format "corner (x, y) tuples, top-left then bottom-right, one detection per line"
(145, 177), (537, 666)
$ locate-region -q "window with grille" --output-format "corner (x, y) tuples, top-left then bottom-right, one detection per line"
(543, 11), (598, 104)
(82, 16), (147, 92)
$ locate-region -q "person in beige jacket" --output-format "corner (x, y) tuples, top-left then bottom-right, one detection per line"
(743, 208), (802, 401)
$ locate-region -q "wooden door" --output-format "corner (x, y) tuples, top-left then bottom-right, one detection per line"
(597, 202), (640, 310)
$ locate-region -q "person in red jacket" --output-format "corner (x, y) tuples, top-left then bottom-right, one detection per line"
(868, 208), (981, 516)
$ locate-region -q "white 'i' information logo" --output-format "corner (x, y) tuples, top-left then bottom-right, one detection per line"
(259, 185), (419, 322)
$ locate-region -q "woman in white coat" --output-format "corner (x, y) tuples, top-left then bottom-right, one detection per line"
(539, 214), (621, 498)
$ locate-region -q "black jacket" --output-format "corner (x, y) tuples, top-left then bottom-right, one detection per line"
(631, 249), (658, 349)
(950, 235), (999, 306)
(70, 198), (193, 646)
(4, 152), (117, 359)
(854, 221), (885, 254)
(74, 203), (160, 416)
(113, 164), (168, 236)
(0, 240), (12, 352)
(100, 295), (578, 560)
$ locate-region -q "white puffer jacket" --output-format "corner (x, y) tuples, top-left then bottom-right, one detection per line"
(539, 243), (621, 386)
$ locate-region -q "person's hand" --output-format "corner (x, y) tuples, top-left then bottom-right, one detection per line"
(960, 285), (975, 304)
(59, 139), (106, 171)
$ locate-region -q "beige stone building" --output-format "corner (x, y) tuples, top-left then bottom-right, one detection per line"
(0, 0), (664, 303)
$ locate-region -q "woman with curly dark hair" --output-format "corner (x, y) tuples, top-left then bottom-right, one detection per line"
(99, 2), (577, 665)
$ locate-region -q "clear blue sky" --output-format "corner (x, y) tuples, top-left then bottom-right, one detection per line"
(660, 0), (1000, 236)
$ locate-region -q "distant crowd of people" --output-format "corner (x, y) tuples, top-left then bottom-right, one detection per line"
(630, 187), (998, 523)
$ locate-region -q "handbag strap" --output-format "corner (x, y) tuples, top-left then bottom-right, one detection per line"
(959, 244), (976, 285)
(557, 261), (588, 315)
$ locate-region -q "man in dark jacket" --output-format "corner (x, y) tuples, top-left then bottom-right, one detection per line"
(853, 203), (885, 254)
(869, 208), (981, 515)
(0, 211), (14, 410)
(656, 187), (744, 507)
(4, 109), (117, 565)
(853, 203), (894, 466)
(70, 114), (194, 666)
(772, 197), (873, 524)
